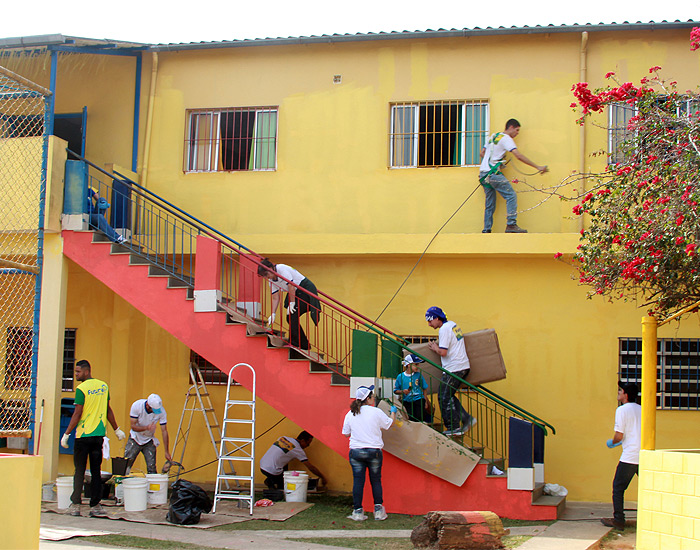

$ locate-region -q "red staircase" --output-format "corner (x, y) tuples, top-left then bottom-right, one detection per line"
(62, 229), (562, 520)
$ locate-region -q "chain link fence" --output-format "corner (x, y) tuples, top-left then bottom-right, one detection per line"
(0, 65), (50, 440)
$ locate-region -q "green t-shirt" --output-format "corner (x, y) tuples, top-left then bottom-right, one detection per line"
(74, 378), (110, 438)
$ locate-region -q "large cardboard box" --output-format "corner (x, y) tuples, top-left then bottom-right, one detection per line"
(377, 400), (479, 486)
(406, 328), (507, 386)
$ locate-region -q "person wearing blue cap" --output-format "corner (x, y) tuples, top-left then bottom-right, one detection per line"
(425, 306), (476, 436)
(342, 385), (396, 522)
(394, 354), (432, 423)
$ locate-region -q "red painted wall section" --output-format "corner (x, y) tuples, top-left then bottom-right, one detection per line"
(194, 235), (221, 291)
(238, 253), (261, 303)
(61, 231), (558, 520)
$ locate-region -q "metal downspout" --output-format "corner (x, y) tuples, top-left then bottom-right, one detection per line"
(578, 31), (588, 233)
(141, 52), (158, 188)
(641, 316), (658, 451)
(132, 52), (142, 172)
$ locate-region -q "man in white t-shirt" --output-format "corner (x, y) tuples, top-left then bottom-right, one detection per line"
(479, 118), (548, 234)
(124, 393), (171, 474)
(601, 382), (641, 530)
(259, 431), (326, 490)
(426, 306), (476, 436)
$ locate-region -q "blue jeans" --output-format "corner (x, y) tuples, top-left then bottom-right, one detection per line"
(480, 171), (517, 231)
(89, 213), (121, 243)
(438, 370), (473, 431)
(349, 448), (383, 510)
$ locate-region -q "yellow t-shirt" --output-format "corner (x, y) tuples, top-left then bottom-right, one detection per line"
(74, 378), (110, 438)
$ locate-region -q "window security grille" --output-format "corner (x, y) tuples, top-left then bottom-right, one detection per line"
(62, 329), (77, 392)
(190, 350), (236, 385)
(390, 101), (489, 168)
(184, 107), (278, 172)
(619, 337), (700, 410)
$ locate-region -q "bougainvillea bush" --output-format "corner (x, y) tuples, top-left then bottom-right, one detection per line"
(568, 36), (700, 318)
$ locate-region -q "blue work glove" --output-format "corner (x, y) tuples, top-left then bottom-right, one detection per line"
(606, 439), (622, 448)
(390, 405), (397, 414)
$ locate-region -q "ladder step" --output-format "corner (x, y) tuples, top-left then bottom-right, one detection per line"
(217, 474), (255, 481)
(218, 456), (254, 462)
(221, 437), (254, 443)
(223, 419), (254, 424)
(225, 400), (255, 405)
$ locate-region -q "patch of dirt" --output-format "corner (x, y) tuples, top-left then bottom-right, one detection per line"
(596, 527), (636, 550)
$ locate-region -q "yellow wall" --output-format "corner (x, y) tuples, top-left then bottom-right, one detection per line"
(637, 449), (700, 550)
(7, 26), (700, 503)
(0, 453), (42, 549)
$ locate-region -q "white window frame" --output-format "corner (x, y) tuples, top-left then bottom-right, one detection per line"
(184, 107), (278, 173)
(389, 101), (489, 169)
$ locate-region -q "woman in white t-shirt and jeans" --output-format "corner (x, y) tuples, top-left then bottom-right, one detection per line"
(342, 385), (396, 521)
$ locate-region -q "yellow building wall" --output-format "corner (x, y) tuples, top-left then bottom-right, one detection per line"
(0, 453), (42, 549)
(140, 28), (700, 243)
(637, 449), (700, 550)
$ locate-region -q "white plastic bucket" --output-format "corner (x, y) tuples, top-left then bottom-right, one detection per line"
(283, 471), (309, 503)
(122, 477), (148, 511)
(146, 474), (169, 506)
(56, 477), (73, 509)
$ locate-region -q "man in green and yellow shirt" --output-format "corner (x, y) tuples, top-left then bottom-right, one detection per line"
(61, 360), (125, 517)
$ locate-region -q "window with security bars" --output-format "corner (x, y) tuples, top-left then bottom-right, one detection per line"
(5, 327), (32, 390)
(619, 337), (700, 410)
(390, 101), (489, 168)
(608, 103), (636, 164)
(62, 329), (77, 392)
(184, 107), (278, 172)
(189, 350), (236, 385)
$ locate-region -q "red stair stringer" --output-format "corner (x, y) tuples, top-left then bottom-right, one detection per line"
(62, 230), (558, 520)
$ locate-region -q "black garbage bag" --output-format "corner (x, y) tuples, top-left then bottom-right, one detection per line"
(166, 479), (213, 525)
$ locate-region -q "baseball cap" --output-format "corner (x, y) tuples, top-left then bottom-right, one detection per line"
(402, 353), (425, 366)
(425, 306), (447, 322)
(356, 385), (374, 401)
(147, 393), (163, 414)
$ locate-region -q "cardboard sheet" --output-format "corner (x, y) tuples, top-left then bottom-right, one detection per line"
(406, 328), (507, 386)
(40, 526), (114, 541)
(377, 401), (480, 486)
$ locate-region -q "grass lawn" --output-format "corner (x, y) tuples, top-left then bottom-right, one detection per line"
(85, 535), (221, 549)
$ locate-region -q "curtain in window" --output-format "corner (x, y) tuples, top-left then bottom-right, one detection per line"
(463, 103), (488, 165)
(187, 112), (219, 171)
(250, 110), (277, 170)
(391, 105), (416, 167)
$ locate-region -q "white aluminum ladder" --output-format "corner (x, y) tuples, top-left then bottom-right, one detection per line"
(212, 362), (256, 514)
(171, 363), (237, 483)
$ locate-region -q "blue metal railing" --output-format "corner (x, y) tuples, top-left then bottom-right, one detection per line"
(66, 150), (556, 467)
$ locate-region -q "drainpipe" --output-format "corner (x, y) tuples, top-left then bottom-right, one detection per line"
(578, 31), (588, 233)
(141, 52), (159, 188)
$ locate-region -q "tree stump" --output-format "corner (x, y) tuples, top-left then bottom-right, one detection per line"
(411, 511), (506, 549)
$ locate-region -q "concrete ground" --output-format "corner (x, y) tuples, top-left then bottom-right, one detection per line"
(39, 501), (635, 550)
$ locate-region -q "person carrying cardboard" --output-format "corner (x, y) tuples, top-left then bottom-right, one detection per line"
(426, 306), (476, 436)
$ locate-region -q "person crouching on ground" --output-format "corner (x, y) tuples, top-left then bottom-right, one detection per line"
(259, 431), (327, 490)
(342, 385), (396, 521)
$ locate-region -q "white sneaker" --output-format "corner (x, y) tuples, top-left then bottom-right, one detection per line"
(464, 417), (478, 432)
(374, 504), (388, 521)
(347, 508), (367, 521)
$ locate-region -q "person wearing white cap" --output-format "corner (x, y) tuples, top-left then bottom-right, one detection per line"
(124, 393), (171, 474)
(394, 354), (432, 423)
(342, 385), (396, 522)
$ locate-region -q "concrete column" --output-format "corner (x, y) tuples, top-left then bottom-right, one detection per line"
(641, 316), (657, 451)
(35, 233), (68, 482)
(194, 235), (222, 312)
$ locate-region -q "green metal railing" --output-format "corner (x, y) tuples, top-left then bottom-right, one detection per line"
(67, 151), (555, 468)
